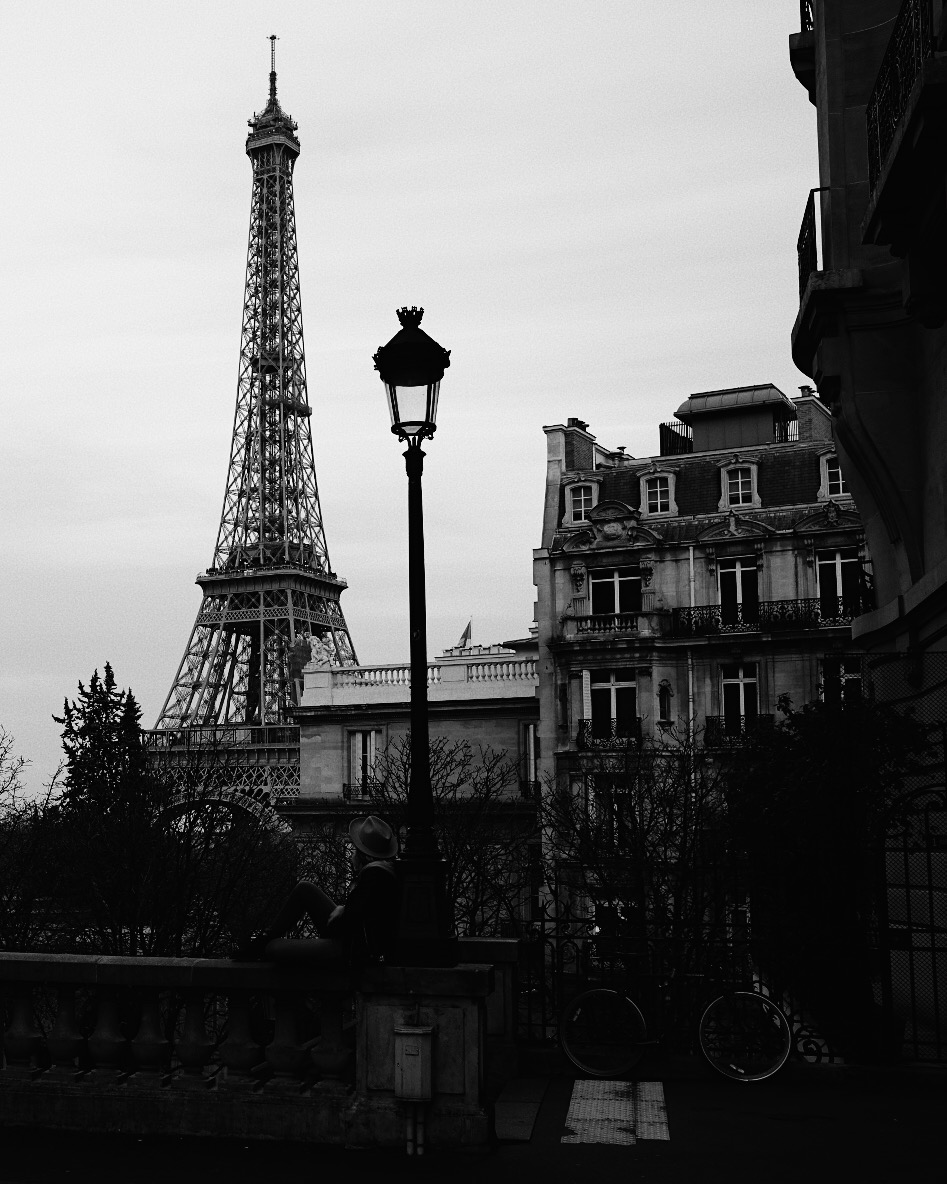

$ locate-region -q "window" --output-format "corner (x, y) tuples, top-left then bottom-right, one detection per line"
(727, 468), (753, 506)
(349, 730), (376, 789)
(818, 452), (850, 500)
(721, 662), (758, 731)
(718, 557), (759, 629)
(657, 679), (674, 726)
(826, 457), (847, 497)
(817, 548), (862, 619)
(646, 476), (670, 513)
(589, 669), (637, 740)
(639, 468), (678, 517)
(718, 460), (761, 511)
(569, 484), (593, 523)
(820, 656), (862, 708)
(522, 722), (538, 791)
(589, 566), (642, 615)
(585, 775), (635, 850)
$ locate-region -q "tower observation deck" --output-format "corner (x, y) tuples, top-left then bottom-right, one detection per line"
(149, 41), (356, 801)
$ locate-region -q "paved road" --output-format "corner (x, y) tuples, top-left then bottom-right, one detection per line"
(2, 1063), (943, 1183)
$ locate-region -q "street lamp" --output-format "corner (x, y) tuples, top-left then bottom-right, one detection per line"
(373, 307), (456, 966)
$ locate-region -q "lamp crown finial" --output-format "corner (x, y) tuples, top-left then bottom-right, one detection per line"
(397, 306), (424, 329)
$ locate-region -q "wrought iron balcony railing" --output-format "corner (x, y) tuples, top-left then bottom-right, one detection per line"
(672, 597), (866, 638)
(704, 714), (775, 750)
(577, 717), (643, 750)
(575, 613), (639, 635)
(342, 779), (382, 801)
(144, 725), (300, 750)
(797, 186), (828, 298)
(866, 0), (934, 190)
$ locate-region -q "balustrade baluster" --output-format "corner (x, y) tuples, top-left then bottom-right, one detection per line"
(3, 986), (41, 1076)
(218, 991), (264, 1086)
(130, 989), (170, 1080)
(47, 984), (85, 1079)
(174, 989), (214, 1087)
(88, 991), (128, 1077)
(308, 992), (352, 1090)
(265, 991), (307, 1086)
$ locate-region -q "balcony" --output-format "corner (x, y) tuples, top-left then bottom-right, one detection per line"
(704, 715), (775, 750)
(342, 779), (382, 802)
(574, 612), (639, 636)
(671, 597), (866, 638)
(866, 0), (935, 192)
(576, 717), (643, 750)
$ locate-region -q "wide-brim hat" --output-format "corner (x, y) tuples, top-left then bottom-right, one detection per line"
(349, 815), (398, 860)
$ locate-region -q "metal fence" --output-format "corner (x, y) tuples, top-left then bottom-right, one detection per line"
(866, 0), (934, 190)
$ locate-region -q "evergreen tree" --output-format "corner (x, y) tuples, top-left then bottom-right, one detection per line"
(54, 663), (147, 811)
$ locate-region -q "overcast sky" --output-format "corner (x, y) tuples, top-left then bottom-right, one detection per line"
(2, 1), (818, 793)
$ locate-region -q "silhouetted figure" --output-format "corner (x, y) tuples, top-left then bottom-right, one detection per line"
(236, 815), (399, 967)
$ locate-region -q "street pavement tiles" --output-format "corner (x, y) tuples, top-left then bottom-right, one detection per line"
(561, 1080), (670, 1145)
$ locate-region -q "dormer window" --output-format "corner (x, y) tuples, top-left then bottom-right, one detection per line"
(562, 479), (601, 526)
(718, 459), (761, 511)
(647, 476), (669, 513)
(727, 468), (753, 505)
(818, 453), (850, 501)
(639, 467), (679, 517)
(571, 484), (593, 522)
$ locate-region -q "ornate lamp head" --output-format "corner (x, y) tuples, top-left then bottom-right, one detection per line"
(373, 307), (451, 443)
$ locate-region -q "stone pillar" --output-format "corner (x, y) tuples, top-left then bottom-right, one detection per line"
(348, 963), (493, 1148)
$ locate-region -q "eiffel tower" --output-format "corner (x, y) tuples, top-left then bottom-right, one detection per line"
(151, 40), (356, 800)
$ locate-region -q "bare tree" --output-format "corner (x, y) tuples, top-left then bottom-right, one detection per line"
(366, 735), (535, 938)
(0, 730), (67, 951)
(539, 727), (732, 977)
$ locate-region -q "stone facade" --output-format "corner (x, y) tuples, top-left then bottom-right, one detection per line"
(291, 643), (540, 809)
(791, 0), (947, 657)
(533, 388), (870, 792)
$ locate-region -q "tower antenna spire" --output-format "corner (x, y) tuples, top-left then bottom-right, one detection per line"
(269, 34), (278, 101)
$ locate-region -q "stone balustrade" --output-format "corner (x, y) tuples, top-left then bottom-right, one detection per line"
(302, 657), (537, 707)
(0, 948), (503, 1148)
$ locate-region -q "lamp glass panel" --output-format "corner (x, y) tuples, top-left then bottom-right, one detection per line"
(386, 381), (439, 436)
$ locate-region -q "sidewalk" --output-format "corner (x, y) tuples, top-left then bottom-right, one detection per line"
(2, 1059), (943, 1184)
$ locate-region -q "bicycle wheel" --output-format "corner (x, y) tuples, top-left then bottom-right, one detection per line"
(698, 990), (792, 1083)
(559, 988), (648, 1077)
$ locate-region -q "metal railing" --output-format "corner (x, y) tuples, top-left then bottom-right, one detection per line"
(342, 780), (382, 801)
(797, 187), (827, 298)
(576, 717), (643, 749)
(144, 725), (300, 750)
(704, 714), (775, 749)
(866, 0), (934, 190)
(672, 596), (866, 637)
(574, 612), (639, 635)
(659, 422), (693, 456)
(773, 418), (800, 443)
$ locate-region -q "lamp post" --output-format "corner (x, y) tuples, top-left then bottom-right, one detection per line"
(373, 306), (457, 966)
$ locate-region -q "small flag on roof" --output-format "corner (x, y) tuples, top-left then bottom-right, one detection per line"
(456, 619), (472, 649)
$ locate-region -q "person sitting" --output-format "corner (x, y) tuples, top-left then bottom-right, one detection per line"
(235, 815), (400, 967)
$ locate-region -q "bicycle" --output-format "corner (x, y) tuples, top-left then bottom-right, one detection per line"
(558, 980), (793, 1083)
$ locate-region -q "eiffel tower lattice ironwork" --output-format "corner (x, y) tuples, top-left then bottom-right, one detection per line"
(153, 42), (356, 791)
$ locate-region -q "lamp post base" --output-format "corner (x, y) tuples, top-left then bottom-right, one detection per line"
(393, 856), (458, 968)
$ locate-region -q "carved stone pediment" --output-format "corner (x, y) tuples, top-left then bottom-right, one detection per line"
(559, 529), (595, 552)
(696, 513), (774, 543)
(792, 502), (862, 534)
(583, 501), (663, 546)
